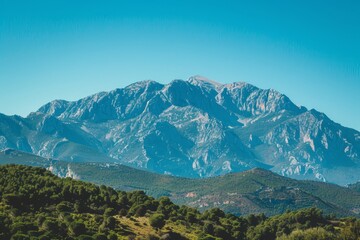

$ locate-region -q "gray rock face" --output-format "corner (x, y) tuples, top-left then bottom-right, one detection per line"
(0, 76), (359, 185)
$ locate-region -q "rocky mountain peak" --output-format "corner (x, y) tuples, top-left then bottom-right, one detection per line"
(188, 75), (223, 89)
(0, 76), (359, 185)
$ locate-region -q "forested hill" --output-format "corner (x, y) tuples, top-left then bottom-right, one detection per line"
(1, 149), (360, 217)
(0, 165), (359, 240)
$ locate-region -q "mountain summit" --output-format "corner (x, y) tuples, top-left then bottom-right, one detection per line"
(0, 76), (359, 185)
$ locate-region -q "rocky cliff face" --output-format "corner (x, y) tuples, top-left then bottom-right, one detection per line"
(0, 76), (359, 185)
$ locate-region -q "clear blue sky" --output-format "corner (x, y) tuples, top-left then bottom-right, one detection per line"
(0, 0), (359, 131)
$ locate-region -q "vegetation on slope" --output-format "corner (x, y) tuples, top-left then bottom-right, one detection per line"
(0, 164), (359, 240)
(65, 163), (360, 217)
(1, 150), (360, 217)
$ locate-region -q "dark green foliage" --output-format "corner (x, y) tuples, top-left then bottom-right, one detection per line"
(104, 216), (116, 229)
(203, 222), (214, 235)
(56, 201), (72, 212)
(93, 233), (107, 240)
(202, 208), (225, 223)
(41, 219), (60, 233)
(0, 164), (359, 240)
(149, 214), (165, 229)
(146, 235), (159, 240)
(104, 207), (116, 216)
(108, 233), (117, 240)
(69, 221), (86, 236)
(2, 150), (360, 218)
(10, 233), (30, 240)
(246, 207), (337, 240)
(159, 231), (187, 240)
(213, 225), (230, 239)
(77, 235), (93, 240)
(279, 227), (335, 239)
(185, 211), (197, 223)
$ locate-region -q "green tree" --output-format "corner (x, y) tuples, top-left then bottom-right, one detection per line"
(77, 235), (93, 240)
(41, 219), (59, 233)
(56, 201), (72, 212)
(69, 221), (86, 236)
(104, 216), (116, 230)
(277, 227), (336, 240)
(203, 222), (214, 235)
(149, 214), (165, 229)
(10, 233), (30, 240)
(213, 225), (230, 239)
(104, 207), (116, 216)
(93, 233), (108, 240)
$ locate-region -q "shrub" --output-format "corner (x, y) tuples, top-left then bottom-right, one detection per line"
(69, 221), (86, 236)
(93, 233), (108, 240)
(149, 214), (165, 229)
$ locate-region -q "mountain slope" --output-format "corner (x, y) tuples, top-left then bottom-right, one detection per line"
(1, 150), (359, 217)
(349, 182), (360, 192)
(1, 164), (359, 240)
(0, 76), (359, 184)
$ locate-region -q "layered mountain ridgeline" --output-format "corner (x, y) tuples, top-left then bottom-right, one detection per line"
(0, 76), (359, 184)
(349, 182), (360, 192)
(0, 165), (359, 240)
(1, 150), (360, 217)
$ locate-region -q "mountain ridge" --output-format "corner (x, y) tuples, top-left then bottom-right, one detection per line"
(0, 76), (359, 185)
(1, 149), (359, 217)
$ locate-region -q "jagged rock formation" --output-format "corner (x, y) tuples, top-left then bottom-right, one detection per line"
(0, 76), (359, 184)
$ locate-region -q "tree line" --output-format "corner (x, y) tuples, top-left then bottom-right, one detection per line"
(0, 164), (359, 239)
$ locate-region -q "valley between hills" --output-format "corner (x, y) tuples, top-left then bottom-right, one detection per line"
(1, 149), (359, 218)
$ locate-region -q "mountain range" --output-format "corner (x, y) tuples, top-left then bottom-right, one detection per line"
(0, 76), (359, 185)
(1, 149), (359, 217)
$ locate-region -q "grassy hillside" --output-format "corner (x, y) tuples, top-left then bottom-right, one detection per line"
(0, 164), (359, 240)
(1, 149), (360, 217)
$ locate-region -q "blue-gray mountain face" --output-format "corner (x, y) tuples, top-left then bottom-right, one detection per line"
(0, 76), (359, 185)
